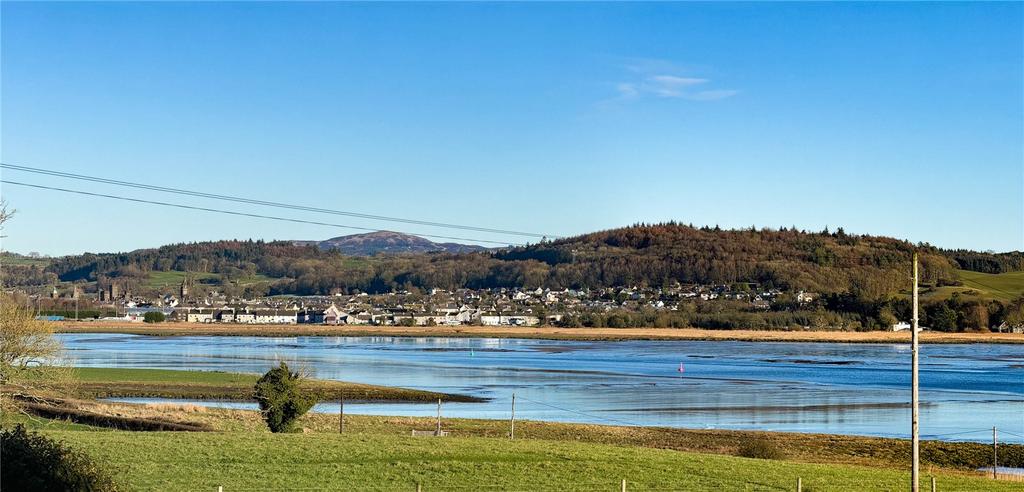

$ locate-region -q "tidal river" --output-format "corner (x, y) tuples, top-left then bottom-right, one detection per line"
(58, 333), (1024, 443)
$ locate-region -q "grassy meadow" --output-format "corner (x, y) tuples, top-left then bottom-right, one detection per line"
(0, 251), (52, 266)
(924, 269), (1024, 303)
(29, 428), (1018, 491)
(957, 270), (1024, 302)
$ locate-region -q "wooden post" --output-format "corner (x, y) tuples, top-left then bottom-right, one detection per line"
(911, 252), (920, 492)
(930, 476), (936, 492)
(620, 478), (626, 492)
(339, 393), (344, 434)
(510, 393), (516, 440)
(993, 426), (998, 479)
(416, 483), (422, 492)
(796, 477), (802, 492)
(217, 487), (223, 492)
(436, 398), (442, 436)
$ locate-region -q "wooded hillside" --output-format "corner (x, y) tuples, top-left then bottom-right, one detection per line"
(28, 223), (1012, 297)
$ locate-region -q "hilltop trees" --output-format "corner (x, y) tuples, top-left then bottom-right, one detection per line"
(41, 224), (968, 297)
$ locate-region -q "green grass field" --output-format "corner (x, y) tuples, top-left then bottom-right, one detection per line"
(957, 270), (1024, 302)
(923, 270), (1024, 303)
(33, 430), (1013, 491)
(73, 367), (257, 384)
(0, 251), (51, 266)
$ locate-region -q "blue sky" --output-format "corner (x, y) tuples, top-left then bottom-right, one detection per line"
(1, 2), (1021, 255)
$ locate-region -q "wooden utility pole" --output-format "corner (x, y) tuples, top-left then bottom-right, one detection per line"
(993, 426), (998, 479)
(911, 252), (920, 492)
(510, 393), (516, 440)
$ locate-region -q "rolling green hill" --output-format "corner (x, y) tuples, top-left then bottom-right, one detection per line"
(922, 270), (1024, 303)
(957, 270), (1024, 302)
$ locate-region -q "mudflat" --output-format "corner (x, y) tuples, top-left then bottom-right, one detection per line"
(56, 321), (1024, 344)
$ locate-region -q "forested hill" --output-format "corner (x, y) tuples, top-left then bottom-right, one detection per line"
(29, 223), (1020, 299)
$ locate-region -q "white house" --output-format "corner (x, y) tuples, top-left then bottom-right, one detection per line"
(254, 310), (297, 324)
(186, 309), (215, 323)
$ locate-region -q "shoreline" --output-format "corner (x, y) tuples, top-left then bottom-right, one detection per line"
(56, 321), (1024, 344)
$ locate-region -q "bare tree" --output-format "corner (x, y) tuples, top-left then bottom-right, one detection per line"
(0, 199), (14, 239)
(0, 293), (62, 386)
(0, 202), (73, 416)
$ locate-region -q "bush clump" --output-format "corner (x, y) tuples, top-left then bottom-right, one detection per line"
(1, 424), (120, 491)
(736, 438), (786, 460)
(142, 311), (166, 323)
(254, 362), (316, 433)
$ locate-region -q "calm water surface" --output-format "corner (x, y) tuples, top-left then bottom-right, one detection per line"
(59, 333), (1024, 442)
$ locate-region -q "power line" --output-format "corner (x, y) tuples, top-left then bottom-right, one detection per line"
(0, 162), (561, 239)
(1, 180), (523, 246)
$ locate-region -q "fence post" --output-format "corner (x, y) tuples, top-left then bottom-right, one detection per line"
(796, 477), (802, 492)
(620, 478), (626, 492)
(993, 426), (998, 479)
(436, 398), (442, 435)
(217, 487), (223, 492)
(510, 393), (516, 440)
(339, 392), (345, 434)
(931, 476), (936, 492)
(416, 483), (422, 492)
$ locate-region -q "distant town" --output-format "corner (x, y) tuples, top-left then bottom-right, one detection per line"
(21, 278), (1017, 334)
(31, 278), (830, 328)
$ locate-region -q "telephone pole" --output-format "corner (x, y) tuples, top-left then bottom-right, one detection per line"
(911, 252), (920, 492)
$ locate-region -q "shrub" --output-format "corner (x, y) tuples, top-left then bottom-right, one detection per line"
(0, 424), (120, 491)
(254, 362), (316, 433)
(736, 438), (785, 460)
(142, 311), (166, 323)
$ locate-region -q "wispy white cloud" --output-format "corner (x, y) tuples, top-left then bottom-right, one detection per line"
(688, 89), (740, 101)
(608, 59), (737, 103)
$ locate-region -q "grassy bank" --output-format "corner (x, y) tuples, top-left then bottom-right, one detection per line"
(57, 321), (1024, 344)
(69, 367), (482, 403)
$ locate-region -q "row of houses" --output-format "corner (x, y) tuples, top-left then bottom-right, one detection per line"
(176, 304), (544, 327)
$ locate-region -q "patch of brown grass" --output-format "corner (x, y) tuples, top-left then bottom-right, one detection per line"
(57, 321), (1024, 344)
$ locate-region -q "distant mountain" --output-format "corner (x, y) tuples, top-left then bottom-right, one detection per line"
(296, 231), (488, 256)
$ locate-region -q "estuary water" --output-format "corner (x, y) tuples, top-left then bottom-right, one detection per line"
(59, 333), (1024, 442)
